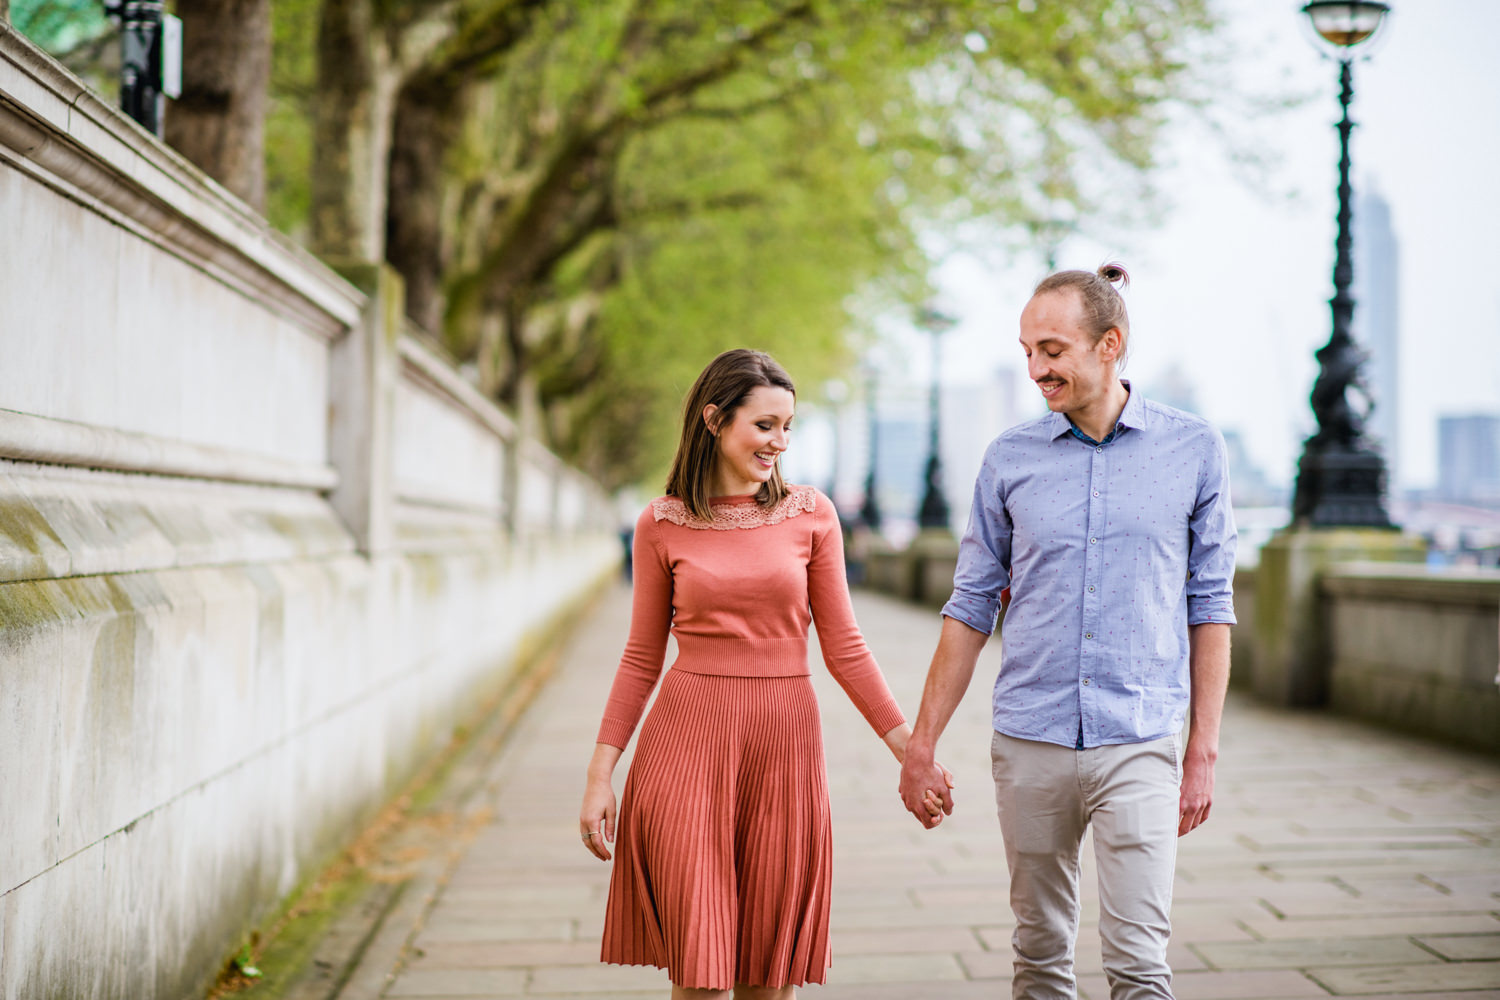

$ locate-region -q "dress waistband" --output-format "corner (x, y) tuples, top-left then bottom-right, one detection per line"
(669, 634), (810, 678)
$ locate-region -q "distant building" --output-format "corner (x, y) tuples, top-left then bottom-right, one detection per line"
(1352, 187), (1401, 486)
(1144, 364), (1202, 417)
(1437, 414), (1500, 506)
(1221, 429), (1282, 509)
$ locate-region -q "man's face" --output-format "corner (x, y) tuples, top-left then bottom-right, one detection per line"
(1019, 290), (1119, 418)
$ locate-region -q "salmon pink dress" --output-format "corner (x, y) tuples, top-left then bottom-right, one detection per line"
(595, 486), (905, 990)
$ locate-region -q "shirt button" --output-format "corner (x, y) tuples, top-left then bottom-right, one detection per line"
(1093, 491), (1100, 497)
(1095, 447), (1102, 453)
(1083, 678), (1092, 685)
(1088, 585), (1095, 592)
(1084, 632), (1093, 639)
(1089, 537), (1097, 544)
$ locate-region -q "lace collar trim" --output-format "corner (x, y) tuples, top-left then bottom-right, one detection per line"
(651, 486), (818, 531)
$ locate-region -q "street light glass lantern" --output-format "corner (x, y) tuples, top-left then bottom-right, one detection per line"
(1302, 1), (1391, 49)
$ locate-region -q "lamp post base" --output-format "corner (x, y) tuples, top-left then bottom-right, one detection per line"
(1291, 442), (1394, 528)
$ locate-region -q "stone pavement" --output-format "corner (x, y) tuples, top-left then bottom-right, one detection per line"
(345, 585), (1500, 999)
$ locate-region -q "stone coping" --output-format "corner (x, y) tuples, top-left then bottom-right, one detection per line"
(0, 407), (339, 491)
(1322, 559), (1500, 606)
(399, 332), (518, 444)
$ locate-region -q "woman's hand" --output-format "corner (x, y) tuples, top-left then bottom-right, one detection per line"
(581, 743), (623, 861)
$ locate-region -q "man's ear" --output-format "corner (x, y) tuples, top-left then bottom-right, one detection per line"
(702, 403), (720, 437)
(1098, 327), (1124, 363)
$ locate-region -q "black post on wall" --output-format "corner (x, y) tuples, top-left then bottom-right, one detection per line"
(103, 0), (173, 136)
(1290, 0), (1396, 528)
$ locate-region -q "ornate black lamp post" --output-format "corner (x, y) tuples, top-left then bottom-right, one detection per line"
(916, 305), (956, 531)
(1290, 0), (1395, 528)
(858, 362), (882, 533)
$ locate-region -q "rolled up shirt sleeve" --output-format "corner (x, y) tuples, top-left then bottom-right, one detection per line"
(1186, 428), (1238, 626)
(941, 444), (1012, 635)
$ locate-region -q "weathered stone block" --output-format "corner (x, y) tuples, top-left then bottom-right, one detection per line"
(1251, 528), (1425, 706)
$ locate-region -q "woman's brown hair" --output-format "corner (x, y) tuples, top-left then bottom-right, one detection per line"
(664, 349), (796, 521)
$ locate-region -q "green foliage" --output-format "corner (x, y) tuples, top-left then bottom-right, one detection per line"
(9, 0), (117, 96)
(11, 0), (108, 52)
(424, 0), (1211, 486)
(266, 0), (319, 236)
(264, 0), (1215, 487)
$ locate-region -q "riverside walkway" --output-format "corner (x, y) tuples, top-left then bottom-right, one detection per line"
(332, 585), (1500, 1000)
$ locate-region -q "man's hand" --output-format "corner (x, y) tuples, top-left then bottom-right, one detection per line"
(1181, 622), (1229, 837)
(899, 742), (954, 829)
(1178, 747), (1216, 836)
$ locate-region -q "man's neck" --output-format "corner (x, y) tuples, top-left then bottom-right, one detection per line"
(1069, 380), (1130, 443)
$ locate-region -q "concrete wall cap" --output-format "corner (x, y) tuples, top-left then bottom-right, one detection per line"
(1321, 560), (1500, 605)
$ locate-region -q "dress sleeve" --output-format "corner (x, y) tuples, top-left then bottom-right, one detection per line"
(806, 492), (906, 736)
(595, 506), (673, 749)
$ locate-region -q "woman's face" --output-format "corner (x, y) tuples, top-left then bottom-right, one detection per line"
(705, 385), (796, 496)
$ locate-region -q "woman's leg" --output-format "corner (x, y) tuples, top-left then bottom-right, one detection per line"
(673, 987), (731, 1000)
(731, 985), (794, 1000)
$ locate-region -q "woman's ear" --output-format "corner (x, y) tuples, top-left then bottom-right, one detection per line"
(702, 403), (720, 437)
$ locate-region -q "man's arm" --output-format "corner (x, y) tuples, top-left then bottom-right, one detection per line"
(1179, 621), (1230, 836)
(898, 615), (990, 829)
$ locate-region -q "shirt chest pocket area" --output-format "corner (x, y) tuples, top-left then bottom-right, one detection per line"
(1114, 477), (1196, 659)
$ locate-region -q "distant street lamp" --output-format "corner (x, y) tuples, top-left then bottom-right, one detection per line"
(1290, 0), (1396, 528)
(858, 362), (882, 533)
(916, 305), (957, 532)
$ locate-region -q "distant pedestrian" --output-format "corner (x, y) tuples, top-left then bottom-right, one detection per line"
(580, 349), (947, 1000)
(899, 264), (1238, 999)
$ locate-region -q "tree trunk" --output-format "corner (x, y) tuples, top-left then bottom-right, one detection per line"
(164, 0), (271, 211)
(386, 76), (470, 335)
(310, 0), (398, 261)
(0, 0), (10, 24)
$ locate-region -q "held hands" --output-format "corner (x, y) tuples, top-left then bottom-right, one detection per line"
(899, 745), (955, 830)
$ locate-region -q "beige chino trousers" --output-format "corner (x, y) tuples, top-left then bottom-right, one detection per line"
(991, 731), (1181, 1000)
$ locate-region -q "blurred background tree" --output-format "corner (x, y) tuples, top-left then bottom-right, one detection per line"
(8, 0), (1214, 489)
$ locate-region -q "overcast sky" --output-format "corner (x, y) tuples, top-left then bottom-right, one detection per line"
(899, 0), (1500, 492)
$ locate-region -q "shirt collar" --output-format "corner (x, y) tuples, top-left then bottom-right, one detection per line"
(1046, 380), (1144, 441)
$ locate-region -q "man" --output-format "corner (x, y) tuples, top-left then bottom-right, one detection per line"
(898, 264), (1237, 999)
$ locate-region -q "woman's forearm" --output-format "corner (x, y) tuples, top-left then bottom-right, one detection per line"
(881, 723), (914, 763)
(587, 742), (624, 783)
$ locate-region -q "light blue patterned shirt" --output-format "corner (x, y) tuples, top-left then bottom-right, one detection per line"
(941, 384), (1238, 749)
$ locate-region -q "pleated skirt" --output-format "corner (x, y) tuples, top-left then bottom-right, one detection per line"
(600, 668), (832, 990)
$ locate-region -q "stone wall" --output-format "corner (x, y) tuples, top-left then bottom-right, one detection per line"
(0, 30), (617, 1000)
(1322, 563), (1500, 753)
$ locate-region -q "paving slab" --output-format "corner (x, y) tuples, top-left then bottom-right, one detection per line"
(1192, 937), (1440, 970)
(332, 586), (1500, 999)
(1308, 962), (1500, 994)
(1079, 968), (1333, 999)
(1415, 934), (1500, 961)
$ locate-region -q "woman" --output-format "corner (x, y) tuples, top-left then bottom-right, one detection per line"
(579, 349), (946, 1000)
